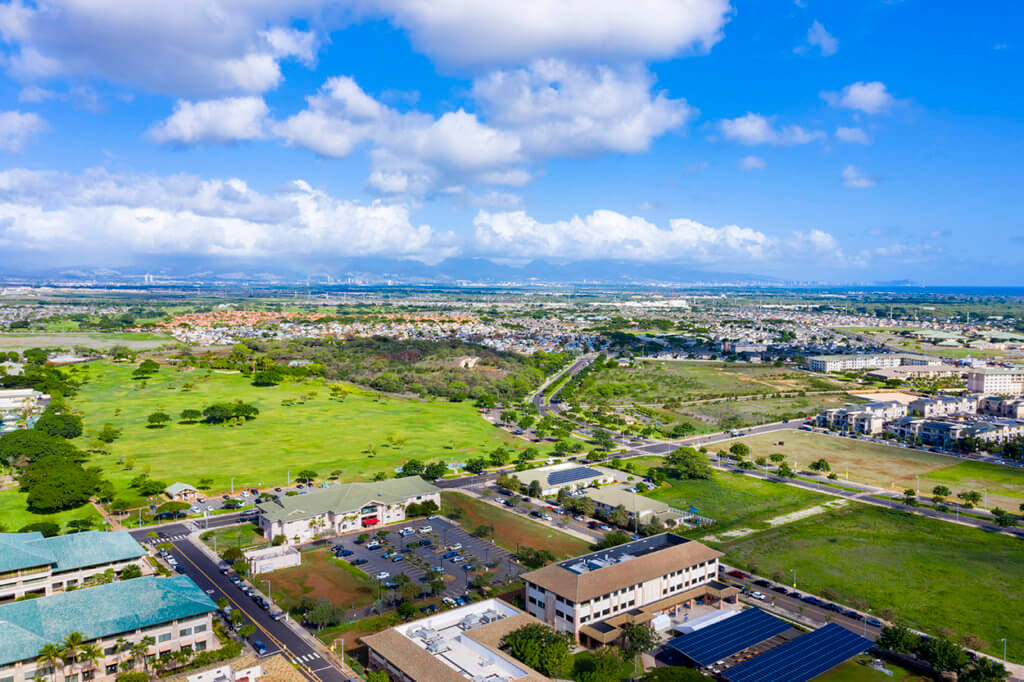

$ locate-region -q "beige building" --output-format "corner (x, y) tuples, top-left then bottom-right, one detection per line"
(521, 534), (736, 646)
(583, 487), (686, 527)
(245, 546), (301, 575)
(967, 368), (1024, 395)
(0, 531), (147, 603)
(807, 354), (939, 374)
(513, 463), (618, 497)
(908, 395), (977, 418)
(257, 477), (441, 544)
(816, 400), (907, 434)
(0, 576), (217, 682)
(363, 599), (551, 682)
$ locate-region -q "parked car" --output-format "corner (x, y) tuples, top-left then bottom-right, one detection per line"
(753, 579), (771, 588)
(541, 514), (553, 521)
(253, 641), (268, 656)
(770, 586), (788, 595)
(450, 555), (465, 563)
(443, 551), (458, 559)
(448, 543), (462, 551)
(442, 597), (457, 607)
(391, 555), (404, 563)
(350, 558), (368, 566)
(419, 526), (432, 533)
(375, 571), (390, 580)
(366, 541), (381, 550)
(750, 591), (766, 601)
(598, 524), (612, 532)
(400, 527), (415, 536)
(335, 549), (354, 557)
(866, 618), (883, 627)
(727, 570), (747, 579)
(418, 539), (432, 547)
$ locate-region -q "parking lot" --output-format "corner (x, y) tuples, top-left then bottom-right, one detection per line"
(327, 517), (518, 599)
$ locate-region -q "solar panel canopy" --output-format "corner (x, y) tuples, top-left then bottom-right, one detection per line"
(547, 466), (601, 485)
(722, 623), (874, 682)
(666, 608), (791, 667)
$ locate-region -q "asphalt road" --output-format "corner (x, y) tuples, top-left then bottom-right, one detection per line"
(131, 524), (347, 682)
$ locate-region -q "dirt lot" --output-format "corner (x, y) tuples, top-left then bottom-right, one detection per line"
(268, 548), (377, 611)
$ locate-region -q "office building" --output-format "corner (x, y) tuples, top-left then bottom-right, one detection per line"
(0, 531), (147, 603)
(521, 534), (736, 646)
(512, 463), (617, 497)
(257, 477), (440, 544)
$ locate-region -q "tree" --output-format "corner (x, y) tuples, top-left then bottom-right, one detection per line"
(21, 455), (102, 513)
(620, 622), (657, 659)
(594, 531), (631, 549)
(932, 485), (952, 498)
(295, 469), (318, 483)
(609, 505), (630, 528)
(37, 643), (63, 682)
(808, 458), (831, 472)
(916, 636), (968, 673)
(239, 624), (256, 638)
(147, 412), (171, 428)
(877, 624), (918, 654)
(96, 423), (121, 443)
(36, 412), (84, 439)
(577, 648), (623, 682)
(428, 576), (446, 596)
(179, 408), (202, 423)
(423, 462), (448, 480)
(903, 489), (917, 506)
(592, 429), (615, 451)
(120, 564), (142, 579)
(489, 447), (511, 467)
(155, 501), (190, 518)
(666, 447), (712, 480)
(397, 600), (417, 620)
(366, 671), (389, 682)
(527, 480), (543, 498)
(768, 453), (786, 464)
(0, 429), (80, 468)
(777, 462), (796, 478)
(961, 656), (1010, 682)
(76, 643), (102, 681)
(465, 457), (488, 474)
(252, 366), (283, 386)
(729, 442), (750, 458)
(400, 459), (424, 477)
(501, 623), (572, 677)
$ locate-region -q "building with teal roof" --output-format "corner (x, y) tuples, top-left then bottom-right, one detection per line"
(0, 531), (147, 602)
(0, 576), (218, 681)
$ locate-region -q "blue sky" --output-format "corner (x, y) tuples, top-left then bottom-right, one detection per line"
(0, 0), (1020, 283)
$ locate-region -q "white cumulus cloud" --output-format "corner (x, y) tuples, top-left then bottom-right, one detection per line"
(842, 165), (875, 189)
(718, 113), (824, 146)
(149, 97), (269, 145)
(822, 81), (894, 114)
(806, 20), (838, 56)
(739, 156), (766, 170)
(0, 110), (48, 151)
(836, 126), (871, 144)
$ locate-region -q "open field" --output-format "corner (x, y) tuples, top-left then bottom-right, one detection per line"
(268, 548), (377, 612)
(812, 656), (931, 682)
(0, 332), (172, 350)
(719, 503), (1024, 662)
(0, 488), (103, 532)
(643, 465), (831, 533)
(63, 362), (540, 503)
(199, 524), (267, 553)
(441, 491), (591, 558)
(655, 393), (853, 433)
(733, 430), (1024, 508)
(578, 360), (847, 405)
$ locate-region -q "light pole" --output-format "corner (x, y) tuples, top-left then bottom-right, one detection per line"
(791, 569), (797, 590)
(231, 477), (235, 494)
(1001, 638), (1007, 664)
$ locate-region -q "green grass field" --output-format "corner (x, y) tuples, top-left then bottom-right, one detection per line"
(658, 393), (853, 432)
(733, 430), (1024, 508)
(0, 488), (103, 532)
(579, 360), (846, 405)
(812, 656), (930, 681)
(441, 491), (590, 558)
(199, 524), (267, 553)
(62, 362), (539, 504)
(718, 503), (1024, 662)
(643, 466), (830, 533)
(0, 332), (171, 350)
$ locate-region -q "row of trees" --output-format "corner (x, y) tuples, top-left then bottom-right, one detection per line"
(146, 401), (260, 428)
(876, 624), (1007, 681)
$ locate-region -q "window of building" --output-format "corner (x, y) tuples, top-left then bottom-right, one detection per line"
(180, 627), (193, 637)
(106, 665), (118, 676)
(82, 671), (94, 681)
(0, 676), (13, 682)
(193, 624), (207, 633)
(65, 673), (78, 682)
(104, 646), (117, 656)
(195, 641), (207, 652)
(157, 633), (172, 643)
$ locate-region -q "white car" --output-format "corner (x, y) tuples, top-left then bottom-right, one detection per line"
(750, 591), (766, 601)
(419, 526), (432, 534)
(375, 571), (390, 580)
(400, 527), (415, 536)
(448, 543), (462, 551)
(542, 514), (553, 521)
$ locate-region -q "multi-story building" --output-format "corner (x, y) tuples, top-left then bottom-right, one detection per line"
(521, 534), (737, 647)
(0, 388), (49, 416)
(257, 477), (441, 544)
(886, 415), (1024, 447)
(967, 368), (1024, 395)
(583, 487), (686, 528)
(0, 576), (218, 682)
(978, 395), (1024, 419)
(0, 531), (147, 603)
(908, 395), (977, 418)
(363, 599), (551, 682)
(806, 354), (939, 373)
(816, 401), (907, 434)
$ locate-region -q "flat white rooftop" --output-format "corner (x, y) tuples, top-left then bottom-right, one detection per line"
(393, 599), (528, 681)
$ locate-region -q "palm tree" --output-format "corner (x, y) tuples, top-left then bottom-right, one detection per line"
(59, 632), (85, 682)
(114, 637), (131, 672)
(76, 644), (102, 681)
(130, 636), (155, 672)
(36, 643), (63, 682)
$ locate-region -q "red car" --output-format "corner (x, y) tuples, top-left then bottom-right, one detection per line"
(727, 570), (748, 579)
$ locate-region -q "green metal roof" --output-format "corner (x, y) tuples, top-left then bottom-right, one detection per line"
(0, 576), (217, 665)
(0, 531), (145, 574)
(165, 482), (197, 496)
(258, 476), (440, 523)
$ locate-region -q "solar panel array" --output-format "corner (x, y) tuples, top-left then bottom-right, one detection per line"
(666, 608), (792, 667)
(722, 623), (874, 682)
(547, 466), (601, 485)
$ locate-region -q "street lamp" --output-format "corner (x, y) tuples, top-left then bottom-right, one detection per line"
(1001, 638), (1007, 664)
(231, 477), (235, 494)
(791, 569), (797, 590)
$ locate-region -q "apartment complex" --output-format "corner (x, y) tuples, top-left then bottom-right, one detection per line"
(521, 534), (736, 646)
(908, 395), (977, 418)
(886, 415), (1024, 448)
(0, 531), (147, 603)
(816, 401), (907, 434)
(806, 353), (939, 373)
(978, 395), (1024, 419)
(257, 477), (440, 544)
(363, 599), (551, 682)
(0, 576), (218, 682)
(967, 368), (1024, 395)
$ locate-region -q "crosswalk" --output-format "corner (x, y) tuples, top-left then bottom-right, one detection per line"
(142, 534), (189, 542)
(294, 653), (322, 664)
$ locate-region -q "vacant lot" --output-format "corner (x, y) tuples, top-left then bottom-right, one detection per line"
(65, 362), (537, 503)
(441, 491), (590, 559)
(734, 430), (1024, 508)
(0, 332), (171, 351)
(719, 503), (1024, 662)
(658, 393), (853, 433)
(199, 524), (267, 553)
(579, 360), (846, 405)
(643, 466), (830, 533)
(268, 548), (377, 612)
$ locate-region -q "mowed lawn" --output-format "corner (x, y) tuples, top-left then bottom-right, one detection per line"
(812, 656), (930, 682)
(267, 548), (377, 612)
(0, 487), (102, 532)
(66, 362), (534, 501)
(441, 491), (590, 558)
(734, 430), (1024, 508)
(719, 503), (1024, 661)
(199, 523), (267, 553)
(643, 465), (830, 533)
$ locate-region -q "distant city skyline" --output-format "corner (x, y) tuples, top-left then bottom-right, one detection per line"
(0, 1), (1020, 284)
